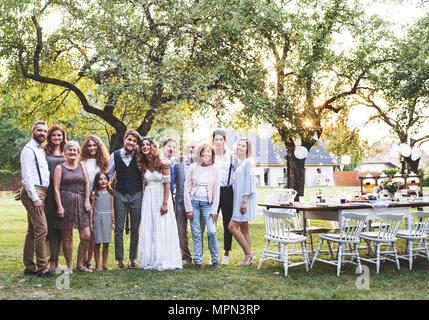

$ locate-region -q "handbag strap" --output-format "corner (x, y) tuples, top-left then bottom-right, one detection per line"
(26, 147), (43, 185)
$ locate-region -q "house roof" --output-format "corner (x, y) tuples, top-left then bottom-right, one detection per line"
(225, 130), (339, 166)
(363, 141), (428, 169)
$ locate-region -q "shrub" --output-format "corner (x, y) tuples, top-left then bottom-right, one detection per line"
(0, 170), (21, 191)
(381, 168), (401, 176)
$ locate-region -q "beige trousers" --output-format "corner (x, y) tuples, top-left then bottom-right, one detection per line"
(21, 186), (48, 273)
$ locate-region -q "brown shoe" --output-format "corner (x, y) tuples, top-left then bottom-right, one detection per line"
(128, 261), (137, 269)
(118, 261), (126, 270)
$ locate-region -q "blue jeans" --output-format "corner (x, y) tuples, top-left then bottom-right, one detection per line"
(190, 200), (219, 265)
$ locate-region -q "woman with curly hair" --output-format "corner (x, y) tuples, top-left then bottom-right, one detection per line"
(79, 135), (110, 190)
(79, 134), (110, 270)
(44, 124), (67, 272)
(136, 137), (182, 270)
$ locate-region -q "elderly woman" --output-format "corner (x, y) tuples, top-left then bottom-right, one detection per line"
(53, 141), (92, 273)
(184, 143), (221, 269)
(228, 138), (257, 266)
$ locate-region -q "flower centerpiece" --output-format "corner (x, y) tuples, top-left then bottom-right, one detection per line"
(379, 178), (402, 199)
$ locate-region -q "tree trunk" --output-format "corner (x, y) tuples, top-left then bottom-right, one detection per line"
(403, 157), (420, 174)
(109, 132), (126, 153)
(286, 146), (306, 200)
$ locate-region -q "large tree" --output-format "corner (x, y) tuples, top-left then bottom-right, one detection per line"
(0, 0), (257, 151)
(357, 12), (429, 174)
(227, 0), (391, 197)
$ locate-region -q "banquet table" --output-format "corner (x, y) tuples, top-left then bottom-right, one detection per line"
(259, 201), (429, 236)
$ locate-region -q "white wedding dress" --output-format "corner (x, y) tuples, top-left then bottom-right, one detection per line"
(138, 170), (182, 270)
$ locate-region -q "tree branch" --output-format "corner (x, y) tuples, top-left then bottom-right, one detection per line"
(18, 16), (126, 133)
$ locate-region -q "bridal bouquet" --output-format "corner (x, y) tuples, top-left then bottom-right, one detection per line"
(379, 178), (401, 194)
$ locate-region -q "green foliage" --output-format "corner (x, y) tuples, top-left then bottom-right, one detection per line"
(422, 167), (429, 187)
(0, 113), (29, 171)
(323, 118), (369, 165)
(382, 168), (401, 176)
(0, 0), (257, 150)
(379, 178), (400, 193)
(218, 0), (390, 193)
(358, 11), (429, 169)
(0, 170), (21, 190)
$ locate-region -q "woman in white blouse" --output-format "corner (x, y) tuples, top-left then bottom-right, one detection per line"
(79, 135), (110, 269)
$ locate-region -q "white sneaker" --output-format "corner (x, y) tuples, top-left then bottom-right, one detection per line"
(221, 255), (230, 265)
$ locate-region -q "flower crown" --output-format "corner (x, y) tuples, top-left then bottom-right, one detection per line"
(140, 136), (158, 148)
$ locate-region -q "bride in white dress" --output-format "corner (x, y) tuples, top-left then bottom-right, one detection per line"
(136, 137), (182, 270)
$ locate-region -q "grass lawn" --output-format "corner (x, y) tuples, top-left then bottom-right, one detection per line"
(1, 186), (429, 301)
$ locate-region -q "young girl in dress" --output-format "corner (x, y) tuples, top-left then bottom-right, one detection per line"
(90, 171), (115, 271)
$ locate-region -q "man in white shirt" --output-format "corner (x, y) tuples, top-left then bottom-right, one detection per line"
(20, 120), (53, 277)
(107, 129), (143, 270)
(161, 138), (178, 196)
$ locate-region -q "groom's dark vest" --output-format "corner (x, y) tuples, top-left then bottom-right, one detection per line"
(114, 149), (142, 195)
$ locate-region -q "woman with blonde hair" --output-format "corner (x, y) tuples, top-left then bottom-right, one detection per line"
(79, 134), (110, 270)
(53, 141), (92, 273)
(228, 138), (257, 266)
(184, 142), (221, 269)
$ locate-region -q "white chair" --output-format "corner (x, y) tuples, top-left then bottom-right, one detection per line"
(258, 209), (309, 276)
(396, 211), (429, 270)
(311, 212), (367, 276)
(290, 211), (332, 257)
(359, 213), (403, 273)
(265, 192), (332, 256)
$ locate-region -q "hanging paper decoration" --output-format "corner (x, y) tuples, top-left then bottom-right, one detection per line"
(294, 146), (309, 159)
(341, 155), (351, 165)
(346, 119), (356, 129)
(399, 143), (412, 157)
(411, 147), (421, 161)
(257, 123), (274, 139)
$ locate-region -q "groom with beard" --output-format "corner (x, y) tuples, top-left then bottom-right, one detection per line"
(107, 129), (142, 270)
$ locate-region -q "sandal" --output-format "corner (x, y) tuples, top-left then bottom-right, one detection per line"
(245, 254), (256, 266)
(236, 258), (248, 266)
(118, 261), (126, 270)
(128, 261), (137, 269)
(85, 262), (95, 270)
(75, 265), (93, 272)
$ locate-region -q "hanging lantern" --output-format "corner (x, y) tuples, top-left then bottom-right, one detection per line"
(399, 143), (412, 157)
(294, 146), (309, 159)
(411, 147), (421, 161)
(341, 155), (351, 165)
(257, 123), (274, 139)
